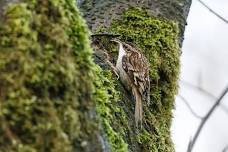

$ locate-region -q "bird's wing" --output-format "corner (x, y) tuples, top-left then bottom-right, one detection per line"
(122, 49), (149, 96)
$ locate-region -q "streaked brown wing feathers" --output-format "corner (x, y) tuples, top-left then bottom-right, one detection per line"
(122, 49), (149, 95)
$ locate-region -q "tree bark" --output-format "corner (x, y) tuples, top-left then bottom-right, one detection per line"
(79, 0), (192, 152)
(79, 0), (192, 45)
(0, 0), (192, 152)
(0, 0), (102, 151)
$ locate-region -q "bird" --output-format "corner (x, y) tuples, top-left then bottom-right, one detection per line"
(111, 39), (150, 129)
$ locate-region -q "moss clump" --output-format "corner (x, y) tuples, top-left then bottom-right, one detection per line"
(95, 8), (180, 152)
(0, 0), (100, 151)
(94, 67), (128, 152)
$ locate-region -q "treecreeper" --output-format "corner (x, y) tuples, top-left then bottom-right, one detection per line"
(111, 39), (150, 129)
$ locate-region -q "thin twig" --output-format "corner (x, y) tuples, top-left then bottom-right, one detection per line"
(180, 80), (216, 99)
(180, 80), (228, 115)
(177, 95), (203, 120)
(197, 0), (228, 24)
(187, 85), (228, 152)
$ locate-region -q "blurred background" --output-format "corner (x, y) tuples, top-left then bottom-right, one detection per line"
(171, 0), (228, 151)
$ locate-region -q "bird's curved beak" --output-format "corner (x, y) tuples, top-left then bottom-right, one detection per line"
(110, 39), (117, 42)
(110, 39), (121, 45)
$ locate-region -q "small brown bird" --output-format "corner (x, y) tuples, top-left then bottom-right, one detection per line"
(111, 39), (150, 128)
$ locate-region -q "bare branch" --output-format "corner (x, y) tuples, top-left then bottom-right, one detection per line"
(187, 85), (228, 152)
(197, 0), (228, 24)
(180, 80), (216, 99)
(180, 79), (228, 115)
(177, 95), (203, 120)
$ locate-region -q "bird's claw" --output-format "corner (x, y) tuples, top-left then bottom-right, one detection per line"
(113, 69), (120, 80)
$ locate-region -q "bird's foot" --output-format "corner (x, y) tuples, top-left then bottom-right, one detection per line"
(112, 68), (119, 80)
(101, 50), (120, 79)
(107, 61), (119, 79)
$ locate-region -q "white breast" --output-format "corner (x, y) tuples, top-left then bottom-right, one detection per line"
(115, 42), (132, 91)
(116, 43), (125, 68)
(116, 43), (128, 81)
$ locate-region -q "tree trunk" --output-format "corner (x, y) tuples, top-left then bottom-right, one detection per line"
(0, 0), (192, 152)
(0, 0), (102, 151)
(79, 0), (192, 152)
(79, 0), (192, 45)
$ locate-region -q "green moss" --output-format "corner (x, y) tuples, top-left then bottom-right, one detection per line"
(95, 8), (180, 152)
(0, 0), (99, 151)
(94, 67), (128, 152)
(0, 1), (180, 151)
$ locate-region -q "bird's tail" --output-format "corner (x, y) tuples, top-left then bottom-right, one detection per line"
(133, 87), (143, 129)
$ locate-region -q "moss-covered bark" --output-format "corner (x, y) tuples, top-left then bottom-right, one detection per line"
(79, 0), (191, 45)
(79, 1), (191, 152)
(0, 0), (191, 152)
(92, 8), (180, 152)
(0, 0), (102, 151)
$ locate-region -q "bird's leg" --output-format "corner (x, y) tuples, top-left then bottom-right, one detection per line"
(102, 50), (120, 79)
(109, 63), (119, 79)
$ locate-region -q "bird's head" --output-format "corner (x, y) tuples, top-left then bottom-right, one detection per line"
(110, 39), (122, 45)
(111, 39), (126, 53)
